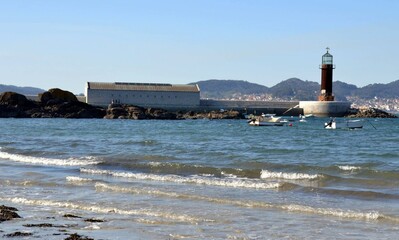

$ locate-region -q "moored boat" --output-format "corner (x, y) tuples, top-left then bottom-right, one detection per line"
(324, 119), (363, 129)
(248, 114), (285, 126)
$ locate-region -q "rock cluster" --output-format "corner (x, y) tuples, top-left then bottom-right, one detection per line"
(346, 107), (398, 118)
(103, 104), (243, 120)
(0, 90), (105, 118)
(0, 205), (96, 239)
(181, 110), (242, 119)
(104, 104), (181, 120)
(0, 205), (21, 222)
(0, 90), (244, 120)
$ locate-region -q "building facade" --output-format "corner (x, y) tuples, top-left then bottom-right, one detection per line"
(86, 82), (200, 110)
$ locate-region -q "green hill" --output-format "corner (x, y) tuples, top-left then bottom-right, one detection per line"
(269, 78), (319, 100)
(191, 78), (399, 101)
(354, 80), (399, 99)
(190, 79), (269, 99)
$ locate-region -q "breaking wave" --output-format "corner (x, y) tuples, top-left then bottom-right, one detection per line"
(81, 168), (281, 189)
(260, 170), (320, 180)
(338, 165), (362, 171)
(66, 176), (94, 183)
(0, 196), (208, 223)
(0, 151), (100, 166)
(94, 182), (399, 223)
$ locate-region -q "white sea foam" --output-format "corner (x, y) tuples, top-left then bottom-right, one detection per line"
(94, 183), (398, 222)
(221, 171), (238, 178)
(1, 179), (34, 186)
(66, 176), (94, 183)
(84, 224), (101, 230)
(260, 170), (320, 180)
(281, 204), (382, 221)
(338, 165), (362, 171)
(0, 196), (205, 223)
(0, 151), (100, 166)
(95, 182), (275, 208)
(148, 162), (163, 167)
(82, 168), (281, 189)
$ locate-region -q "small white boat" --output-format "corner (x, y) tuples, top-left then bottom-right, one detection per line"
(298, 114), (314, 122)
(324, 119), (363, 129)
(248, 114), (285, 126)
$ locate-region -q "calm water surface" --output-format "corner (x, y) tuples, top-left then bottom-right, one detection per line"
(0, 118), (398, 239)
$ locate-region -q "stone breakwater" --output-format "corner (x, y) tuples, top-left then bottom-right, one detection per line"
(105, 103), (242, 120)
(0, 90), (396, 119)
(0, 90), (243, 120)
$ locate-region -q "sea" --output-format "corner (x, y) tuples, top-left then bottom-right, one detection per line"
(0, 117), (398, 239)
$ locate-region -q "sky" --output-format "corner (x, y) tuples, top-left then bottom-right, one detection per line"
(1, 0), (399, 94)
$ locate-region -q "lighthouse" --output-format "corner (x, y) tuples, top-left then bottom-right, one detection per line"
(318, 47), (335, 101)
(299, 48), (351, 117)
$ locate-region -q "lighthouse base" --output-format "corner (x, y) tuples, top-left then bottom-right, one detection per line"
(299, 101), (351, 117)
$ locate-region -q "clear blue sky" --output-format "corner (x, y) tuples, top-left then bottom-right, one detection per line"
(1, 0), (398, 94)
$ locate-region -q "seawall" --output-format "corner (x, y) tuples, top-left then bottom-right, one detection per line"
(197, 99), (302, 116)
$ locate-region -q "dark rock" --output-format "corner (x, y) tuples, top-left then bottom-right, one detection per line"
(103, 104), (186, 120)
(0, 92), (32, 107)
(38, 91), (54, 104)
(39, 88), (78, 106)
(0, 206), (21, 222)
(48, 88), (78, 103)
(4, 231), (33, 237)
(346, 107), (398, 118)
(46, 98), (64, 106)
(0, 205), (18, 212)
(63, 214), (82, 218)
(65, 233), (94, 240)
(23, 223), (54, 227)
(35, 99), (106, 119)
(0, 92), (36, 118)
(0, 89), (105, 119)
(84, 218), (104, 223)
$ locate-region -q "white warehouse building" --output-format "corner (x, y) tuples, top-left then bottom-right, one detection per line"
(85, 82), (201, 110)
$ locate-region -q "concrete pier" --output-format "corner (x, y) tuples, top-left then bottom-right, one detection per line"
(299, 101), (351, 117)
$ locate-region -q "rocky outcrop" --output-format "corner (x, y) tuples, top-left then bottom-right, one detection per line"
(65, 233), (94, 240)
(4, 232), (33, 237)
(35, 100), (106, 118)
(104, 104), (181, 120)
(0, 92), (33, 106)
(0, 92), (246, 120)
(346, 107), (398, 118)
(0, 205), (21, 222)
(103, 104), (244, 120)
(39, 88), (78, 104)
(0, 92), (38, 117)
(181, 110), (242, 119)
(0, 90), (105, 118)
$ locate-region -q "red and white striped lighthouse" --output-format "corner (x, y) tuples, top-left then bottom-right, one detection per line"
(318, 47), (335, 101)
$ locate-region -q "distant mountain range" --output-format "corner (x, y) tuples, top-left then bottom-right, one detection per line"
(0, 84), (46, 96)
(190, 78), (399, 101)
(2, 78), (399, 101)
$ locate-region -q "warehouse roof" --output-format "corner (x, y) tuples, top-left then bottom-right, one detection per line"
(87, 82), (200, 92)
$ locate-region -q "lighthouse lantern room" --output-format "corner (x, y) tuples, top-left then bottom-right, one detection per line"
(318, 47), (335, 101)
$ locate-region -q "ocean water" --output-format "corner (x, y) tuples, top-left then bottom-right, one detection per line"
(0, 117), (398, 239)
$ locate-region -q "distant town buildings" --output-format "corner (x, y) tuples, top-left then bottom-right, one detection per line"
(209, 93), (399, 113)
(347, 96), (399, 112)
